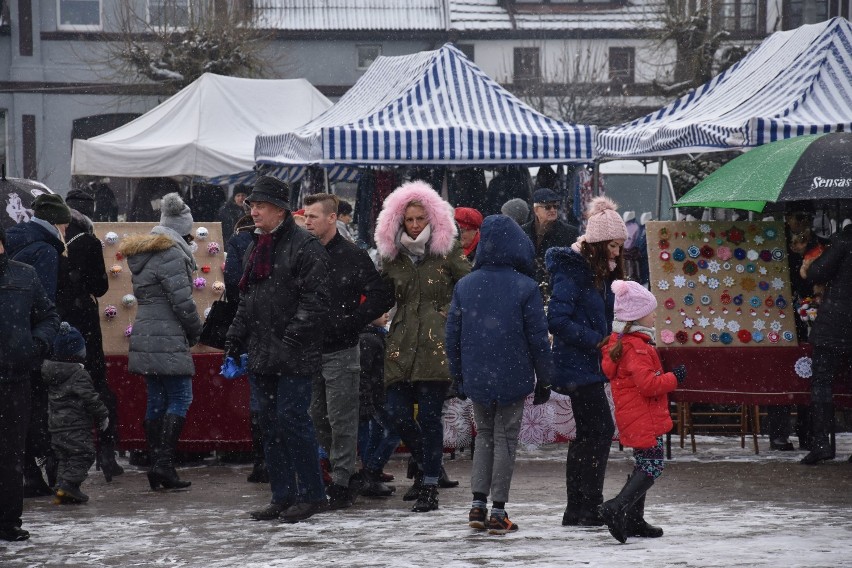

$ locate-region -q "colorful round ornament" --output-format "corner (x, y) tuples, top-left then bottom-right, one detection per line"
(212, 280), (226, 293)
(720, 332), (733, 345)
(193, 277), (207, 289)
(716, 246), (732, 261)
(733, 248), (746, 260)
(109, 264), (122, 277)
(196, 227), (209, 240)
(683, 261), (698, 275)
(672, 248), (686, 262)
(201, 265), (211, 274)
(121, 294), (136, 307)
(104, 305), (118, 319)
(759, 250), (772, 262)
(737, 330), (752, 343)
(207, 242), (221, 255)
(104, 231), (119, 245)
(687, 245), (701, 258)
(675, 331), (689, 344)
(661, 330), (676, 344)
(125, 324), (133, 337)
(693, 331), (705, 343)
(660, 251), (671, 261)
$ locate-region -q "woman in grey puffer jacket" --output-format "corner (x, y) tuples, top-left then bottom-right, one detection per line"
(119, 192), (203, 491)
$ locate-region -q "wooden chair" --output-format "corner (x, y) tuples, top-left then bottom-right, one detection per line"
(676, 402), (762, 454)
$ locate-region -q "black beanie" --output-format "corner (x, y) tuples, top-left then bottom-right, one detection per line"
(33, 194), (72, 225)
(65, 189), (96, 218)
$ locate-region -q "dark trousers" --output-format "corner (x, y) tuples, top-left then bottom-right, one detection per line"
(52, 429), (96, 485)
(811, 345), (852, 404)
(563, 381), (615, 511)
(25, 371), (50, 461)
(384, 381), (448, 480)
(0, 380), (31, 529)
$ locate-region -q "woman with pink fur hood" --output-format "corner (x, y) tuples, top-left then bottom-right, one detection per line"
(374, 180), (470, 513)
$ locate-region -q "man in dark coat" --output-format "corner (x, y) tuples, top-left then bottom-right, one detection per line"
(522, 188), (578, 301)
(0, 224), (60, 541)
(226, 176), (331, 523)
(800, 222), (852, 465)
(303, 193), (393, 509)
(58, 195), (123, 479)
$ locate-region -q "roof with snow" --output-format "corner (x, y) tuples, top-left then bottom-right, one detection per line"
(255, 44), (595, 168)
(252, 0), (666, 31)
(597, 17), (852, 158)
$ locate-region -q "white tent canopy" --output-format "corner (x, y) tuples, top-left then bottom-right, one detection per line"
(71, 73), (332, 180)
(597, 18), (852, 158)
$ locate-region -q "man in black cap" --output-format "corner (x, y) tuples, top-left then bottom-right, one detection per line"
(225, 176), (332, 524)
(0, 224), (60, 541)
(522, 188), (578, 300)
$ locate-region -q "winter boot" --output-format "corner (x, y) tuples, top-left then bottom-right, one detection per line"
(598, 473), (655, 543)
(561, 442), (584, 525)
(575, 441), (610, 526)
(437, 465), (459, 488)
(54, 481), (89, 504)
(150, 414), (191, 490)
(403, 469), (423, 501)
(625, 481), (663, 538)
(246, 413), (268, 483)
(23, 456), (53, 498)
(360, 469), (395, 497)
(144, 418), (163, 490)
(327, 483), (354, 510)
(411, 484), (439, 512)
(801, 403), (835, 465)
(98, 440), (124, 483)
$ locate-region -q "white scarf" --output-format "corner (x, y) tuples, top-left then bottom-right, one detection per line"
(398, 224), (432, 258)
(612, 319), (657, 345)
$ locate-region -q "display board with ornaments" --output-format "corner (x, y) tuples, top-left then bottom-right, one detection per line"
(645, 221), (798, 348)
(94, 222), (226, 356)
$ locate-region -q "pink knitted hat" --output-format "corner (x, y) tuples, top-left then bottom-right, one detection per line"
(584, 196), (628, 243)
(612, 280), (658, 322)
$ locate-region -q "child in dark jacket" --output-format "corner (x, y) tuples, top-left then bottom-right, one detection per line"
(446, 214), (554, 535)
(598, 280), (686, 543)
(42, 323), (109, 504)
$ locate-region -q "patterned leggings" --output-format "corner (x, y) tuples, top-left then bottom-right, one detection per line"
(633, 437), (665, 480)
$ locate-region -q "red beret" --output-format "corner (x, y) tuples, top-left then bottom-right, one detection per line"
(454, 207), (483, 231)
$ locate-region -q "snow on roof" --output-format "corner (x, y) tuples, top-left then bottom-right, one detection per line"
(253, 0), (668, 32)
(253, 0), (449, 31)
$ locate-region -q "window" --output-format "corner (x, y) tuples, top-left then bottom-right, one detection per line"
(716, 0), (759, 32)
(456, 44), (475, 62)
(783, 0), (831, 29)
(609, 47), (635, 84)
(356, 45), (381, 70)
(513, 47), (540, 83)
(58, 0), (101, 29)
(148, 0), (190, 28)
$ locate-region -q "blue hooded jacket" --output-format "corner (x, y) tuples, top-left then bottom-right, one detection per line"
(5, 220), (65, 302)
(545, 246), (615, 391)
(445, 215), (553, 406)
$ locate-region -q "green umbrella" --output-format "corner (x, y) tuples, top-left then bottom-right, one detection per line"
(674, 133), (852, 212)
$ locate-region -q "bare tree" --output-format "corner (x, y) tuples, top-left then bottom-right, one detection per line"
(100, 0), (272, 92)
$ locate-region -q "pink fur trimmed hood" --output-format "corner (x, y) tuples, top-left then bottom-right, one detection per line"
(374, 180), (458, 260)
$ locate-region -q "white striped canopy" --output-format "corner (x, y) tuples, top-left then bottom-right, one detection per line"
(597, 17), (852, 159)
(256, 44), (595, 167)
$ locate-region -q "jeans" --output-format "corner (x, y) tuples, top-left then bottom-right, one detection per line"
(254, 373), (326, 505)
(248, 374), (260, 413)
(145, 375), (193, 420)
(310, 346), (360, 486)
(358, 408), (401, 473)
(384, 381), (447, 480)
(470, 399), (525, 504)
(0, 379), (30, 529)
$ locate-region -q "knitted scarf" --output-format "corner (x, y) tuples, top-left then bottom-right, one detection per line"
(397, 224), (432, 260)
(239, 232), (274, 292)
(463, 230), (480, 258)
(612, 319), (657, 345)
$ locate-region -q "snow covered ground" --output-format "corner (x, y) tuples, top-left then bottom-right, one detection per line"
(5, 434), (852, 567)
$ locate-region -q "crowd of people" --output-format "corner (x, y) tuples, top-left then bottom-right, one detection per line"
(1, 172), (850, 544)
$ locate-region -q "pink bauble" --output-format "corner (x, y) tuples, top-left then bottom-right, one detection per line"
(104, 305), (118, 319)
(207, 242), (221, 255)
(125, 324), (133, 337)
(193, 277), (207, 289)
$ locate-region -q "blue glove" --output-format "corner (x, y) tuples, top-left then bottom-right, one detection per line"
(220, 355), (249, 380)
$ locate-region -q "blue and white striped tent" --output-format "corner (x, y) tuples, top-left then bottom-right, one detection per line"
(597, 18), (852, 159)
(256, 44), (595, 168)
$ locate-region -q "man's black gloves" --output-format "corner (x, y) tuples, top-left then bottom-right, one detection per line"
(224, 339), (243, 362)
(673, 364), (687, 385)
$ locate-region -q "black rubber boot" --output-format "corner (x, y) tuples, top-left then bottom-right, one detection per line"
(576, 440), (610, 526)
(801, 403), (835, 465)
(625, 481), (663, 538)
(437, 465), (459, 488)
(246, 412), (268, 483)
(411, 484), (439, 512)
(151, 414), (191, 490)
(599, 473), (655, 543)
(23, 456), (53, 498)
(98, 439), (124, 483)
(144, 418), (163, 490)
(561, 442), (584, 525)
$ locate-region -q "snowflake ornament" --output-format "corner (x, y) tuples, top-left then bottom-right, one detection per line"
(753, 319), (766, 331)
(708, 277), (720, 289)
(698, 316), (710, 328)
(698, 274), (708, 284)
(759, 266), (768, 275)
(753, 235), (764, 245)
(683, 317), (695, 329)
(708, 260), (721, 274)
(794, 357), (813, 379)
(713, 317), (726, 330)
(770, 320), (782, 332)
(723, 276), (735, 287)
(673, 275), (687, 288)
(657, 280), (670, 291)
(699, 224), (711, 234)
(772, 277), (784, 290)
(726, 320), (741, 333)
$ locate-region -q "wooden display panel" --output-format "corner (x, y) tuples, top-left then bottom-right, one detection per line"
(93, 222), (226, 356)
(646, 220), (797, 348)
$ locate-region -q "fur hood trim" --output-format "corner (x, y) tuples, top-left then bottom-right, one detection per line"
(374, 180), (457, 260)
(119, 234), (175, 258)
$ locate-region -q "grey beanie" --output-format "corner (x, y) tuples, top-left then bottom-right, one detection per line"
(501, 198), (530, 225)
(160, 192), (194, 236)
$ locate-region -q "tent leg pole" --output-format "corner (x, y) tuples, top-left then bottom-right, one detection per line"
(655, 157), (663, 220)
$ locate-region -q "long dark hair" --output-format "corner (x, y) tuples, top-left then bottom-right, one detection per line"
(609, 321), (633, 363)
(580, 240), (625, 290)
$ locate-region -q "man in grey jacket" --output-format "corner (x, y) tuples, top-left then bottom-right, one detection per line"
(226, 176), (331, 524)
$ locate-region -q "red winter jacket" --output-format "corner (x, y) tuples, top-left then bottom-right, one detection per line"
(601, 332), (678, 450)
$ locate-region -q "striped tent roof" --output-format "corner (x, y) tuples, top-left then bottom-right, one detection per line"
(597, 18), (852, 159)
(255, 44), (595, 167)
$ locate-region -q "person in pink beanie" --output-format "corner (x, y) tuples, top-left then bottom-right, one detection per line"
(544, 196), (628, 527)
(598, 279), (686, 544)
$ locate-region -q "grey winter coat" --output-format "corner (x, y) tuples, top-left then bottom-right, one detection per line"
(119, 227), (203, 377)
(42, 360), (109, 433)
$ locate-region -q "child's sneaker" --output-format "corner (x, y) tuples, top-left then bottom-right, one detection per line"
(468, 506), (488, 529)
(487, 513), (518, 535)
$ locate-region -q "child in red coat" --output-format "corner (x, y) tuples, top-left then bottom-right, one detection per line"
(598, 280), (686, 544)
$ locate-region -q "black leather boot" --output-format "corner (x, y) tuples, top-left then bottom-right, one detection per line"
(360, 468), (395, 497)
(411, 484), (439, 512)
(246, 412), (268, 483)
(98, 439), (124, 483)
(144, 418), (163, 490)
(624, 477), (663, 538)
(599, 473), (655, 543)
(576, 440), (610, 526)
(150, 414), (191, 490)
(437, 465), (459, 488)
(801, 403), (835, 465)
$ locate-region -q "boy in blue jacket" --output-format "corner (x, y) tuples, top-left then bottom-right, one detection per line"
(446, 215), (554, 535)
